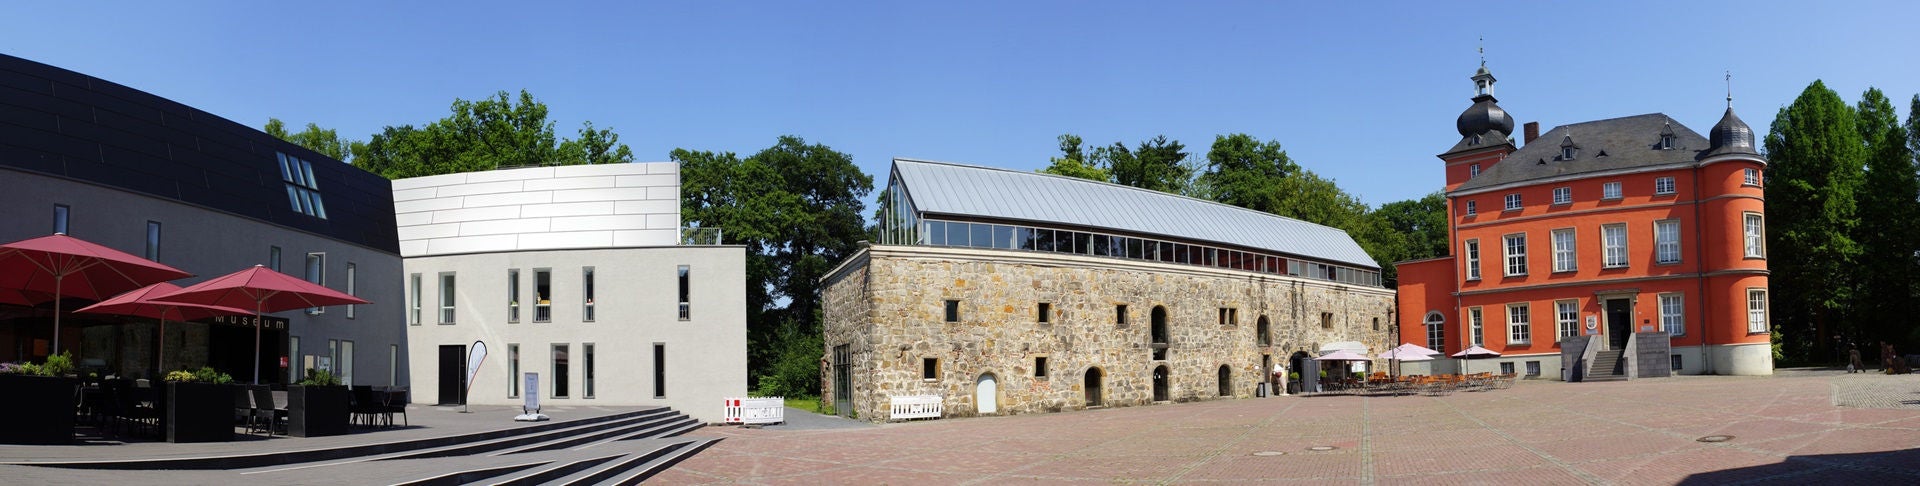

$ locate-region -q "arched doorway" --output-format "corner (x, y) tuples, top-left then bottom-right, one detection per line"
(1289, 351), (1311, 394)
(1217, 365), (1232, 397)
(1084, 367), (1104, 407)
(976, 373), (998, 414)
(1152, 365), (1169, 402)
(1150, 306), (1169, 361)
(1424, 311), (1446, 354)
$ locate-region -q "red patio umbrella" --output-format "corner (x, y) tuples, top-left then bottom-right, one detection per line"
(0, 233), (193, 354)
(0, 288), (42, 307)
(75, 282), (253, 376)
(150, 265), (369, 384)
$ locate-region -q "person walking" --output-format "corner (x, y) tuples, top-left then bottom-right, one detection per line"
(1848, 345), (1864, 373)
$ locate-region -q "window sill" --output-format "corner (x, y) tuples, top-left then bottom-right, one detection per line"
(1741, 183), (1762, 188)
(1602, 265), (1629, 270)
(1743, 255), (1766, 260)
(1601, 197), (1623, 202)
(1551, 202), (1571, 207)
(533, 320), (551, 324)
(1748, 331), (1770, 336)
(1655, 261), (1682, 266)
(438, 322), (456, 326)
(922, 378), (938, 383)
(1552, 269), (1577, 274)
(1502, 208), (1522, 213)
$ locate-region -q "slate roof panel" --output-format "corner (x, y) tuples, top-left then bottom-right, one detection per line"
(1454, 113), (1708, 193)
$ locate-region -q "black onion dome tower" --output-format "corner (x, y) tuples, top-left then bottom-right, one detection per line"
(1704, 107), (1759, 158)
(1449, 62), (1515, 153)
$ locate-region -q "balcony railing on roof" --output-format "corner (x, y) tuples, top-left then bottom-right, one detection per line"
(681, 227), (723, 245)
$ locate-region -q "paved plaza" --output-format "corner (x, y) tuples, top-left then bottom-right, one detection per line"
(660, 370), (1920, 485)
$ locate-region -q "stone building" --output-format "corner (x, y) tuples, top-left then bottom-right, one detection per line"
(822, 159), (1395, 421)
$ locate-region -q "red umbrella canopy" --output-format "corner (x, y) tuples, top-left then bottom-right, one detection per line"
(0, 233), (193, 300)
(0, 288), (45, 307)
(74, 282), (254, 321)
(151, 265), (368, 313)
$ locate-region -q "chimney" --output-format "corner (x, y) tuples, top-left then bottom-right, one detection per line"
(1523, 122), (1540, 145)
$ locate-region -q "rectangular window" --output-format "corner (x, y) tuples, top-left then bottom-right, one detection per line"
(1504, 193), (1522, 211)
(552, 344), (570, 398)
(654, 343), (667, 398)
(145, 221), (161, 261)
(53, 204), (69, 234)
(409, 273), (421, 325)
(677, 265), (690, 320)
(1037, 302), (1051, 323)
(439, 273), (456, 324)
(1507, 303), (1531, 344)
(1602, 224), (1628, 268)
(1603, 181), (1622, 200)
(1655, 220), (1681, 264)
(583, 343), (596, 399)
(1744, 213), (1765, 258)
(278, 152), (327, 219)
(1655, 176), (1676, 195)
(1503, 233), (1527, 277)
(1465, 239), (1481, 280)
(340, 340), (354, 387)
(1469, 307), (1484, 346)
(345, 263), (357, 319)
(1321, 312), (1333, 329)
(306, 253), (325, 314)
(582, 267), (596, 322)
(1672, 355), (1684, 371)
(1115, 304), (1128, 327)
(508, 269), (520, 323)
(1035, 356), (1048, 378)
(389, 344), (397, 386)
(290, 336), (301, 383)
(535, 269), (552, 322)
(1501, 362), (1516, 375)
(1465, 200), (1477, 216)
(1552, 187), (1571, 205)
(327, 339), (338, 375)
(922, 357), (938, 380)
(508, 343), (520, 398)
(1743, 168), (1761, 186)
(1551, 228), (1576, 272)
(1747, 289), (1768, 333)
(1470, 164), (1480, 177)
(944, 300), (960, 322)
(1427, 315), (1445, 353)
(1556, 300), (1579, 340)
(270, 246), (282, 272)
(1660, 293), (1685, 336)
(1526, 361), (1541, 376)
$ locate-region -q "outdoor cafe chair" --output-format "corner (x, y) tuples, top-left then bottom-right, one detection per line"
(379, 387), (409, 427)
(250, 385), (286, 435)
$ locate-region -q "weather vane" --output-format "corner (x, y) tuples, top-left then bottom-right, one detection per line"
(1478, 36), (1485, 66)
(1725, 71), (1733, 107)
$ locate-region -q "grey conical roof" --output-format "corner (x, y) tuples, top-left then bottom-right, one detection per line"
(1704, 107), (1758, 158)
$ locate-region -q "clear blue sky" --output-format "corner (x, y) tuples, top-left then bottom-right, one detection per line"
(5, 1), (1918, 209)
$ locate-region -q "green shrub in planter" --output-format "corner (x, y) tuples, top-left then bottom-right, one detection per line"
(289, 369), (349, 437)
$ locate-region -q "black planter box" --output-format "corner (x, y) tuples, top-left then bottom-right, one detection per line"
(288, 385), (350, 437)
(0, 375), (77, 444)
(166, 382), (235, 443)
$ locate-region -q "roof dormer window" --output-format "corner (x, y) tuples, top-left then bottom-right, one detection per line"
(1659, 122), (1677, 150)
(1470, 134), (1483, 145)
(1559, 135), (1577, 160)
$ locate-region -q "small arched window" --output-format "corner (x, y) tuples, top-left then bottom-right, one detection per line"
(1424, 311), (1447, 353)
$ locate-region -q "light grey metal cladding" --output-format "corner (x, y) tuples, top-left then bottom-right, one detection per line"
(891, 159), (1379, 268)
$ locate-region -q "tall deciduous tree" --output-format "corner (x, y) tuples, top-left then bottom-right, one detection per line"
(677, 136), (873, 395)
(350, 90), (634, 179)
(1105, 135), (1192, 193)
(1038, 134), (1109, 181)
(264, 118), (359, 162)
(1197, 133), (1299, 213)
(1763, 80), (1867, 360)
(1854, 89), (1920, 345)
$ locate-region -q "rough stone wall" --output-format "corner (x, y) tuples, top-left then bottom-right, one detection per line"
(822, 245), (1396, 422)
(820, 252), (872, 417)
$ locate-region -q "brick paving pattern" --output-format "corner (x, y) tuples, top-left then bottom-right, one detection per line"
(662, 370), (1920, 485)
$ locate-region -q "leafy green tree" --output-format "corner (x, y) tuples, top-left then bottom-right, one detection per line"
(1196, 134), (1298, 213)
(1038, 134), (1109, 181)
(1853, 88), (1920, 346)
(1763, 80), (1867, 360)
(1363, 192), (1450, 286)
(1105, 135), (1192, 193)
(350, 90), (633, 179)
(754, 316), (825, 397)
(677, 136), (873, 393)
(264, 118), (358, 162)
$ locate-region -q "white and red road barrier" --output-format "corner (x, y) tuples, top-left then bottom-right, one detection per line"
(723, 396), (785, 425)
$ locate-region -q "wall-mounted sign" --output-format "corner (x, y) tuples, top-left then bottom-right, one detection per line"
(204, 314), (290, 331)
(1585, 316), (1597, 331)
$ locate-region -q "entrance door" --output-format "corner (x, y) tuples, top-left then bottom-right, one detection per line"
(1604, 299), (1632, 349)
(976, 373), (997, 414)
(832, 344), (852, 417)
(437, 345), (465, 405)
(1084, 368), (1103, 406)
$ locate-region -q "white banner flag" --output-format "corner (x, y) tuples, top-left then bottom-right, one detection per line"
(465, 341), (487, 402)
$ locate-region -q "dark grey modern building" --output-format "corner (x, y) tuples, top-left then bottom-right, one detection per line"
(0, 53), (407, 387)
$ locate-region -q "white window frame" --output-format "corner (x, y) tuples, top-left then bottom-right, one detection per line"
(1659, 293), (1685, 336)
(1654, 176), (1676, 195)
(1468, 307), (1484, 347)
(439, 272), (457, 325)
(1465, 200), (1477, 216)
(1555, 300), (1579, 340)
(408, 273), (421, 325)
(1602, 224), (1628, 268)
(1464, 238), (1481, 280)
(1655, 219), (1681, 264)
(1747, 289), (1768, 333)
(1507, 303), (1531, 345)
(1551, 228), (1576, 273)
(1602, 181), (1622, 200)
(1503, 233), (1527, 277)
(1552, 187), (1571, 205)
(1425, 312), (1446, 353)
(1743, 168), (1760, 186)
(1743, 213), (1765, 258)
(1503, 193), (1522, 211)
(1470, 164), (1480, 177)
(582, 266), (596, 322)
